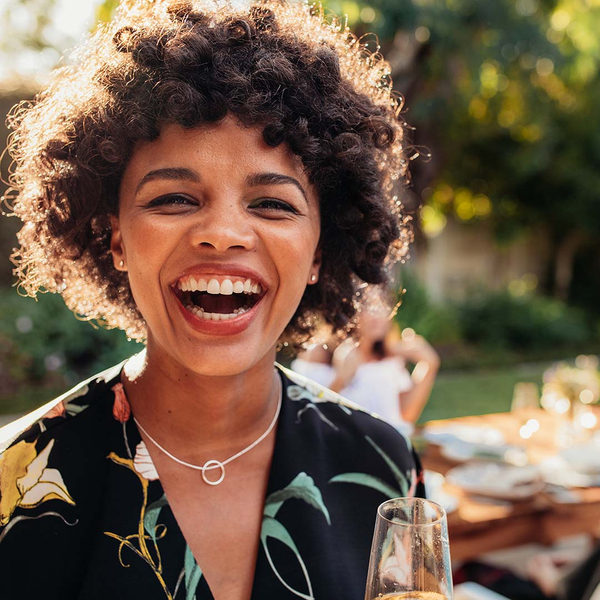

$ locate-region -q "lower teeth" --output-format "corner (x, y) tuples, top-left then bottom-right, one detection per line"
(185, 305), (248, 321)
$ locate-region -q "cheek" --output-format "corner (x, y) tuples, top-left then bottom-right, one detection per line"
(124, 217), (177, 262)
(122, 222), (173, 308)
(274, 238), (318, 309)
(279, 232), (317, 271)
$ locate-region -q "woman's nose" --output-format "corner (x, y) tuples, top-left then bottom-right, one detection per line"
(188, 204), (257, 252)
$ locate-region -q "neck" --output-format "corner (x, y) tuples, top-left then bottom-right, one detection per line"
(121, 344), (280, 462)
(358, 339), (382, 360)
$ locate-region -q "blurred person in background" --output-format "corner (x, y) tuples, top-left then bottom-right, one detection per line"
(290, 323), (338, 387)
(293, 307), (440, 435)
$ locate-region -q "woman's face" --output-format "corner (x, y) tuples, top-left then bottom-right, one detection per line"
(111, 117), (321, 377)
(358, 309), (392, 342)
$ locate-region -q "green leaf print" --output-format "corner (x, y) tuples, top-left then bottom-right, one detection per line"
(184, 545), (202, 600)
(328, 473), (400, 499)
(264, 472), (330, 525)
(365, 436), (410, 496)
(144, 494), (168, 543)
(262, 472), (330, 599)
(261, 515), (301, 556)
(261, 516), (314, 600)
(330, 436), (413, 498)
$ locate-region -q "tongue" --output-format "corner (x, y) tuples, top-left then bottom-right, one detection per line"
(195, 294), (242, 314)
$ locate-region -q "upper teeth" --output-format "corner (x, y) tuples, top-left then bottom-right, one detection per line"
(178, 277), (262, 295)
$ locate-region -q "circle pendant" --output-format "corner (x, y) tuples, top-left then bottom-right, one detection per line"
(201, 460), (225, 486)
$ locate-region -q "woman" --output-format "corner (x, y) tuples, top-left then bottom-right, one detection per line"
(0, 1), (424, 598)
(331, 311), (440, 435)
(293, 310), (440, 435)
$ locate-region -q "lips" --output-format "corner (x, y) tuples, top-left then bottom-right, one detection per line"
(170, 265), (268, 334)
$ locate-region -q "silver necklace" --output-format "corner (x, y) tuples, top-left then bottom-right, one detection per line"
(133, 375), (282, 486)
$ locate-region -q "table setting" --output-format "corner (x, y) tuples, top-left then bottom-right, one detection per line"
(416, 357), (600, 562)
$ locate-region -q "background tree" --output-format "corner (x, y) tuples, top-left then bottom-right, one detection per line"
(325, 0), (600, 311)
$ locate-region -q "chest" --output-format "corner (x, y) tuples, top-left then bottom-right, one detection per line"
(156, 458), (271, 600)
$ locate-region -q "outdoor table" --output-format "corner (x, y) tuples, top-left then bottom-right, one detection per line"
(420, 407), (600, 562)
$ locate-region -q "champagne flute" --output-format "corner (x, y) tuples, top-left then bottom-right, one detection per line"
(365, 497), (453, 600)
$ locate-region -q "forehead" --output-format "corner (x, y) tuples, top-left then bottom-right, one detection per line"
(359, 309), (391, 325)
(122, 117), (309, 186)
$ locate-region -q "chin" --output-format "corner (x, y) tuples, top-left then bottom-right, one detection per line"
(150, 332), (277, 379)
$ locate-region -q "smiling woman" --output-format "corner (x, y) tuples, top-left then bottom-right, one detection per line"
(110, 120), (323, 375)
(0, 1), (424, 599)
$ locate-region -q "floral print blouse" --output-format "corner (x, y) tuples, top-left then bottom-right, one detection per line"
(0, 358), (424, 599)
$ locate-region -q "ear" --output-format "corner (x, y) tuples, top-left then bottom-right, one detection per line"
(308, 246), (322, 284)
(110, 215), (127, 271)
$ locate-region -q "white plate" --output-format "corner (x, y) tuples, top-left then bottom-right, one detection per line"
(560, 444), (600, 475)
(424, 470), (459, 514)
(539, 455), (600, 488)
(446, 462), (543, 501)
(424, 424), (506, 447)
(439, 440), (528, 466)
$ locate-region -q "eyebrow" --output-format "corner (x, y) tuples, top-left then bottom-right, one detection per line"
(246, 172), (308, 204)
(135, 167), (200, 195)
(135, 167), (309, 203)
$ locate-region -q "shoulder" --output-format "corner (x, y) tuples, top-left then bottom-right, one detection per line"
(0, 359), (134, 584)
(0, 360), (126, 454)
(280, 366), (419, 465)
(279, 365), (425, 499)
(0, 360), (131, 531)
(282, 361), (378, 424)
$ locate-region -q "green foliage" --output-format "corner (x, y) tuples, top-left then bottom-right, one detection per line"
(96, 0), (121, 24)
(325, 0), (600, 245)
(394, 269), (461, 344)
(457, 288), (591, 351)
(0, 288), (138, 411)
(392, 269), (597, 365)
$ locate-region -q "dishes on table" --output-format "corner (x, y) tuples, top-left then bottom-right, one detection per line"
(424, 470), (459, 515)
(446, 462), (544, 501)
(424, 424), (506, 447)
(539, 442), (600, 488)
(561, 443), (600, 474)
(423, 423), (529, 466)
(439, 440), (529, 466)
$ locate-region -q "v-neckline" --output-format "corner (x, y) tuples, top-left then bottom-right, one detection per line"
(120, 367), (289, 600)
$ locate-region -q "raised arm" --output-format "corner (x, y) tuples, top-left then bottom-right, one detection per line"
(393, 330), (440, 424)
(329, 345), (361, 393)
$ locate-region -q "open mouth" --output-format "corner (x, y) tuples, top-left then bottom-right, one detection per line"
(174, 276), (265, 321)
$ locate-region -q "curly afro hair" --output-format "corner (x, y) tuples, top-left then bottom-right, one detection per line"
(4, 0), (413, 345)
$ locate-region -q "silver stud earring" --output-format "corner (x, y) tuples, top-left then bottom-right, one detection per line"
(310, 274), (317, 283)
(119, 260), (124, 268)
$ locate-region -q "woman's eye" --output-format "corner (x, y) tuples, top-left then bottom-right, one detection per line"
(251, 199), (298, 213)
(147, 194), (195, 208)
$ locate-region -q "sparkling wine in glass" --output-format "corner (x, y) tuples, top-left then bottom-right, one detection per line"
(365, 497), (453, 600)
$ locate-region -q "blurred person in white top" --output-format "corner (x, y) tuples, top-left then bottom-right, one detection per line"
(292, 309), (440, 435)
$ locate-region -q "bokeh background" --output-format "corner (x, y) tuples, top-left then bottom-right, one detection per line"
(1, 0), (599, 421)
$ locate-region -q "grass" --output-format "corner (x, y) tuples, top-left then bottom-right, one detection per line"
(418, 362), (548, 424)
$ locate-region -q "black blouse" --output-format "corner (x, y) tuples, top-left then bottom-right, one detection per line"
(0, 359), (424, 599)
